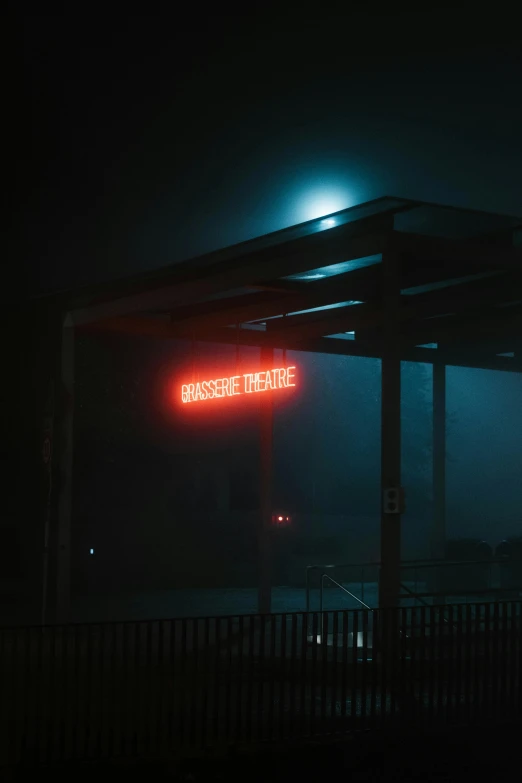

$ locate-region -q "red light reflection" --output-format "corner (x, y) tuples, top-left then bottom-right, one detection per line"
(272, 513), (292, 527)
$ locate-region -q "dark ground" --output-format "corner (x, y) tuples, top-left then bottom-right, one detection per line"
(5, 722), (521, 782)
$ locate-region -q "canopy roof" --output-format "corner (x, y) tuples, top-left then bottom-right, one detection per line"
(45, 196), (522, 372)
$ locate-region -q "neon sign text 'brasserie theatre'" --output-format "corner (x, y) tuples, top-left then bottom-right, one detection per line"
(181, 366), (296, 404)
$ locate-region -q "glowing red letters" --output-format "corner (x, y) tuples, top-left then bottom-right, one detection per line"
(181, 366), (296, 404)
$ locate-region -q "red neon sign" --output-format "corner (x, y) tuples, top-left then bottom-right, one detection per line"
(181, 366), (296, 404)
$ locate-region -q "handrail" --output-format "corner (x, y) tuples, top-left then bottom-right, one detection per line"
(400, 581), (431, 608)
(401, 559), (499, 571)
(305, 558), (519, 615)
(306, 563), (377, 612)
(400, 582), (458, 628)
(320, 573), (373, 613)
(307, 557), (516, 573)
(307, 562), (381, 571)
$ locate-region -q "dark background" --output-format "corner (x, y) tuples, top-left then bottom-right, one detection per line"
(9, 8), (522, 296)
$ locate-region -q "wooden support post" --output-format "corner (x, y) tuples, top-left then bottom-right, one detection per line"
(55, 315), (75, 624)
(379, 251), (402, 609)
(259, 346), (274, 614)
(41, 381), (54, 626)
(432, 363), (447, 562)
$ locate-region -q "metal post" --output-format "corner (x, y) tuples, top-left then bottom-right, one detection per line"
(432, 362), (447, 562)
(379, 250), (402, 609)
(55, 315), (75, 624)
(41, 381), (54, 627)
(258, 346), (273, 614)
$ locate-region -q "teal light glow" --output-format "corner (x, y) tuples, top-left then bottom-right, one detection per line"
(285, 254), (381, 282)
(321, 217), (336, 228)
(290, 300), (362, 317)
(296, 186), (351, 222)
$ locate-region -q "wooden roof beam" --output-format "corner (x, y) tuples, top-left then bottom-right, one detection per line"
(387, 307), (522, 347)
(166, 264), (381, 336)
(390, 230), (522, 271)
(80, 316), (522, 373)
(71, 214), (392, 326)
(263, 273), (522, 344)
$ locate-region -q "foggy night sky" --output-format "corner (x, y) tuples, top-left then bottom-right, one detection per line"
(10, 9), (522, 296)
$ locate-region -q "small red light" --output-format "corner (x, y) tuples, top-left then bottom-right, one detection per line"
(278, 516), (283, 521)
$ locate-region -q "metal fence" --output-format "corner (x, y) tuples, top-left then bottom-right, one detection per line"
(1, 601), (521, 769)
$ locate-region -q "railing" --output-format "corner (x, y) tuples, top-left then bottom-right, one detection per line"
(400, 581), (431, 608)
(319, 574), (373, 614)
(306, 562), (381, 613)
(399, 582), (459, 630)
(1, 601), (521, 770)
(306, 558), (522, 611)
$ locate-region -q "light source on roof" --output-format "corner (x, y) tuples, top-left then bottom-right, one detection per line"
(321, 217), (336, 228)
(297, 185), (350, 222)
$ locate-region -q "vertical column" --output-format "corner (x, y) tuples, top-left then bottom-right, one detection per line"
(55, 315), (75, 624)
(379, 251), (402, 609)
(258, 345), (274, 614)
(432, 362), (446, 561)
(41, 381), (54, 626)
(215, 460), (230, 515)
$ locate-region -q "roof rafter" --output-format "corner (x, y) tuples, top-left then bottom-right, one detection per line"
(80, 315), (522, 373)
(389, 230), (522, 271)
(71, 215), (393, 326)
(389, 307), (522, 348)
(166, 265), (381, 335)
(262, 266), (522, 342)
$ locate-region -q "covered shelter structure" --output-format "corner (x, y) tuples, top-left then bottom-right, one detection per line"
(5, 196), (522, 624)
